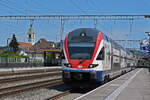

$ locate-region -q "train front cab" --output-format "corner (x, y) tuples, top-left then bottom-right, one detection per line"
(62, 43), (106, 88)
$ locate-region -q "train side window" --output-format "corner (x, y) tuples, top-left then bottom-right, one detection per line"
(96, 47), (105, 60)
(106, 36), (109, 42)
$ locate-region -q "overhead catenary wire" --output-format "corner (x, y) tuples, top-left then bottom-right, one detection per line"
(1, 0), (43, 14)
(88, 0), (101, 12)
(0, 0), (25, 14)
(31, 0), (55, 13)
(69, 0), (88, 14)
(87, 0), (97, 11)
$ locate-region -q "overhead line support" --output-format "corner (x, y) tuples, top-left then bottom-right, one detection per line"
(0, 15), (149, 20)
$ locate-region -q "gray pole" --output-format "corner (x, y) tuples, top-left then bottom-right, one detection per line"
(94, 19), (97, 29)
(60, 18), (65, 50)
(6, 38), (11, 67)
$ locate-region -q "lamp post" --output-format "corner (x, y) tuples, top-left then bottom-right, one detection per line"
(6, 38), (11, 67)
(145, 32), (150, 72)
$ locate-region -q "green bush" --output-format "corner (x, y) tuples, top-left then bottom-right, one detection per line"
(0, 53), (28, 58)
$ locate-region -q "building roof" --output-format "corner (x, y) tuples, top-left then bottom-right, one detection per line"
(29, 38), (56, 53)
(0, 46), (6, 53)
(18, 42), (32, 50)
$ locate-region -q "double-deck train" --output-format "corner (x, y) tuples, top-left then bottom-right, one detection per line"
(61, 28), (137, 88)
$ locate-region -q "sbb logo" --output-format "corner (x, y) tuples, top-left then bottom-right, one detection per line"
(78, 65), (83, 69)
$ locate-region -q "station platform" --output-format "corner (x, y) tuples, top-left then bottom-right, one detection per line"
(0, 66), (61, 75)
(75, 68), (150, 100)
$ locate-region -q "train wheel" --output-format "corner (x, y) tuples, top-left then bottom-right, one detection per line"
(121, 71), (124, 75)
(104, 75), (109, 83)
(124, 70), (126, 73)
(108, 75), (111, 81)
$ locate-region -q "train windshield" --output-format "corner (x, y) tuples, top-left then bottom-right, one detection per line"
(68, 42), (95, 60)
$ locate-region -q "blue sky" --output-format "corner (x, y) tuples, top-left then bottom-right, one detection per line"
(0, 0), (150, 48)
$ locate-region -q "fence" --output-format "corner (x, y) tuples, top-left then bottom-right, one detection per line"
(0, 57), (44, 67)
(0, 57), (61, 67)
(0, 57), (43, 63)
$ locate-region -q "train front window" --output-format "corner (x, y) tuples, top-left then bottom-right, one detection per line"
(68, 43), (95, 60)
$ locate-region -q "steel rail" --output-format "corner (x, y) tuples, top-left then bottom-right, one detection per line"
(47, 90), (70, 100)
(0, 78), (63, 97)
(0, 71), (62, 83)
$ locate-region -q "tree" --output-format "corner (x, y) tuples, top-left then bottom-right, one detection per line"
(9, 34), (19, 53)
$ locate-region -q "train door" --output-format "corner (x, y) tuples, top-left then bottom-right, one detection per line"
(110, 43), (113, 71)
(107, 43), (111, 69)
(104, 42), (111, 70)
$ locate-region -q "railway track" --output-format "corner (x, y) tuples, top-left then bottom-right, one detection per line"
(0, 78), (63, 97)
(0, 69), (133, 100)
(48, 90), (70, 100)
(0, 71), (62, 83)
(46, 69), (134, 100)
(0, 68), (63, 98)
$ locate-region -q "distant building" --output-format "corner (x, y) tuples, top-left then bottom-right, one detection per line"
(18, 24), (35, 55)
(28, 38), (60, 64)
(18, 42), (32, 56)
(0, 46), (6, 54)
(27, 24), (35, 45)
(29, 38), (56, 52)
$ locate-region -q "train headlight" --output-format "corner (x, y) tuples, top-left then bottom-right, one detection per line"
(88, 64), (98, 68)
(64, 63), (72, 68)
(80, 32), (86, 37)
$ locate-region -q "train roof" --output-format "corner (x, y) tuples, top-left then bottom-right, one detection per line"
(69, 28), (100, 35)
(68, 28), (101, 43)
(100, 30), (132, 54)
